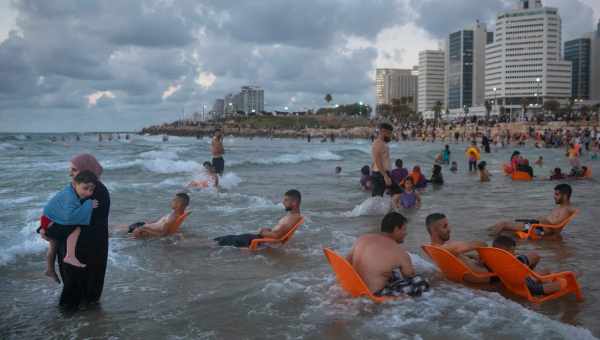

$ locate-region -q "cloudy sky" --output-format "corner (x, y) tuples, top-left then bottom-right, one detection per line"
(1, 0), (598, 132)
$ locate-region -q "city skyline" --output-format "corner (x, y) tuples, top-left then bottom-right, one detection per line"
(1, 0), (599, 132)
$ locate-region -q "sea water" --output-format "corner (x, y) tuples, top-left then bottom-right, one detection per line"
(0, 133), (598, 339)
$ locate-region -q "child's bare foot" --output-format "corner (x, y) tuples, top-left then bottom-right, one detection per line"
(63, 256), (86, 268)
(45, 270), (61, 284)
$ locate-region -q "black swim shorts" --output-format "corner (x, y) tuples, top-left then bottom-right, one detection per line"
(371, 171), (402, 197)
(212, 157), (225, 175)
(525, 277), (545, 296)
(214, 233), (261, 247)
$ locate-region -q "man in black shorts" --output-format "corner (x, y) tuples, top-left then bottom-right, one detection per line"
(214, 190), (302, 248)
(370, 123), (402, 197)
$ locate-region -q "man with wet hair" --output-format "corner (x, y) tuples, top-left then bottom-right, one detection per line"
(214, 190), (302, 248)
(491, 184), (576, 237)
(347, 212), (429, 297)
(426, 213), (491, 283)
(371, 123), (402, 197)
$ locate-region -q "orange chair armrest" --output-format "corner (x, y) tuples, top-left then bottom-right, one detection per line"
(538, 271), (575, 281)
(249, 237), (280, 250)
(515, 231), (529, 239)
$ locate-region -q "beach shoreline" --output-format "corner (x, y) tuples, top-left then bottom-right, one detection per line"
(140, 118), (599, 139)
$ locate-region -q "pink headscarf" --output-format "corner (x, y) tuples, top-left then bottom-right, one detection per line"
(71, 153), (103, 178)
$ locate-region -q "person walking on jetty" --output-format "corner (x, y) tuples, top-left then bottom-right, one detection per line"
(211, 129), (225, 175)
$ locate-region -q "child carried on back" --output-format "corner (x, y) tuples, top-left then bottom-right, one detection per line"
(38, 171), (99, 283)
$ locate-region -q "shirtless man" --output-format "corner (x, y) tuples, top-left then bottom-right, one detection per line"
(211, 129), (225, 175)
(491, 184), (575, 237)
(425, 213), (491, 283)
(371, 123), (401, 197)
(347, 212), (429, 297)
(117, 193), (190, 238)
(214, 190), (302, 247)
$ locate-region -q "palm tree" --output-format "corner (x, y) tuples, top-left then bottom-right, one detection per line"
(324, 94), (332, 106)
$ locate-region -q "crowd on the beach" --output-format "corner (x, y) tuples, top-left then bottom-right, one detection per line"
(33, 120), (593, 310)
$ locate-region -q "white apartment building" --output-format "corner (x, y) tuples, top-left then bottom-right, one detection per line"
(239, 86), (264, 114)
(485, 0), (571, 115)
(418, 50), (446, 113)
(375, 68), (418, 114)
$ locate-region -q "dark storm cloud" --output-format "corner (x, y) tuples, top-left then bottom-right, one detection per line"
(410, 0), (596, 40)
(1, 0), (594, 131)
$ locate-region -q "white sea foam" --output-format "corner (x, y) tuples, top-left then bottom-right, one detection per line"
(144, 159), (201, 173)
(230, 150), (343, 167)
(219, 172), (242, 189)
(0, 195), (39, 207)
(0, 143), (18, 151)
(343, 196), (392, 217)
(0, 219), (46, 266)
(139, 150), (179, 160)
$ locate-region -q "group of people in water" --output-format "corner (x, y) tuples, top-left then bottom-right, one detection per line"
(34, 120), (590, 309)
(345, 122), (582, 298)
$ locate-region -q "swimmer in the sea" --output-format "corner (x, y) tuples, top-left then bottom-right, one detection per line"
(335, 166), (342, 175)
(490, 184), (575, 237)
(492, 235), (566, 296)
(346, 212), (429, 297)
(426, 213), (491, 283)
(534, 156), (543, 167)
(119, 193), (190, 238)
(214, 190), (302, 248)
(189, 162), (219, 188)
(478, 161), (491, 182)
(393, 176), (420, 209)
(450, 161), (458, 172)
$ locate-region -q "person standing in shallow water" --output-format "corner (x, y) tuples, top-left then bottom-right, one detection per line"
(211, 129), (225, 175)
(46, 153), (110, 309)
(371, 123), (401, 197)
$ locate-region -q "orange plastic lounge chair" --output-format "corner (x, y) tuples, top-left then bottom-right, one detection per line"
(165, 211), (191, 235)
(477, 247), (583, 304)
(421, 244), (496, 283)
(323, 248), (394, 303)
(511, 171), (533, 181)
(248, 217), (304, 250)
(515, 209), (579, 240)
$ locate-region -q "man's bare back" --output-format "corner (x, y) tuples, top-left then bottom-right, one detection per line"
(347, 233), (415, 292)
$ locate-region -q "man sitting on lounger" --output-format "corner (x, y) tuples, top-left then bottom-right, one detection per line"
(492, 235), (566, 296)
(214, 189), (302, 248)
(125, 193), (190, 238)
(490, 184), (575, 237)
(426, 212), (491, 282)
(346, 212), (429, 297)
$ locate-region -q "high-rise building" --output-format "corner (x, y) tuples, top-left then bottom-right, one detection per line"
(567, 20), (600, 101)
(565, 38), (591, 99)
(446, 21), (490, 110)
(418, 50), (446, 113)
(212, 98), (225, 116)
(592, 20), (600, 101)
(239, 86), (264, 114)
(375, 68), (418, 114)
(485, 0), (572, 114)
